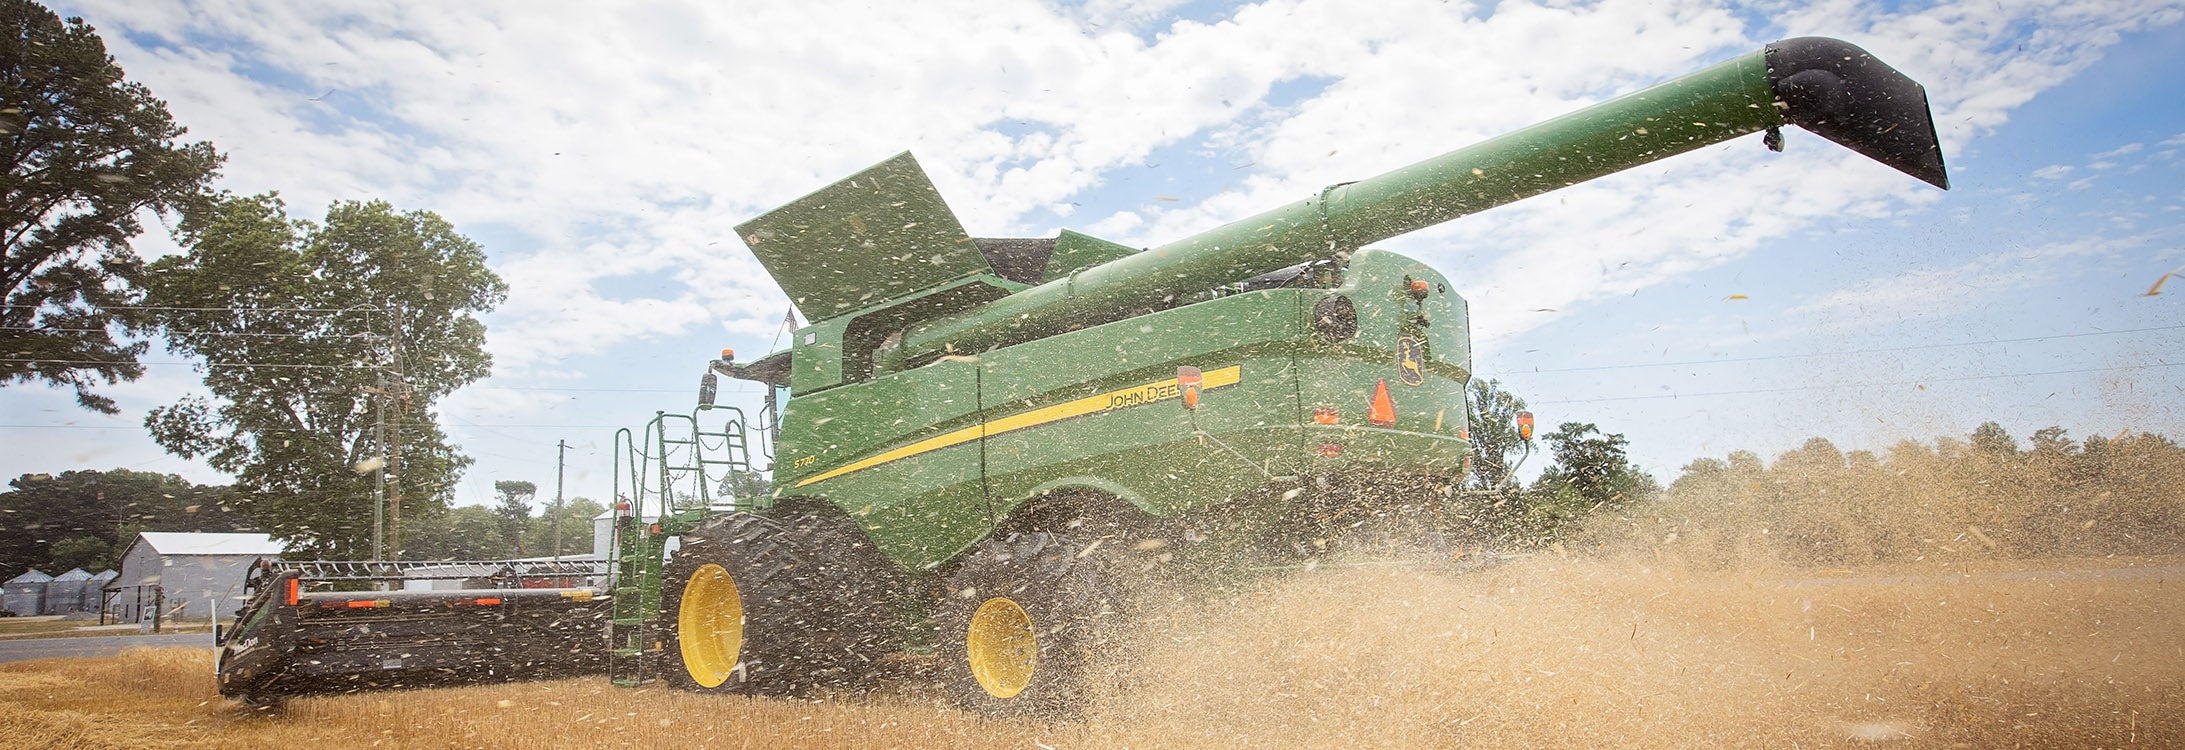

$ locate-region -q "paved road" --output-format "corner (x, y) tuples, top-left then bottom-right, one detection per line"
(0, 632), (213, 663)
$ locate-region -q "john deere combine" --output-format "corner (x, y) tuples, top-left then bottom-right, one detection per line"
(601, 37), (1950, 717)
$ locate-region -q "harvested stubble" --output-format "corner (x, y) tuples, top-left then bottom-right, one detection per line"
(0, 646), (1064, 749)
(7, 552), (2181, 749)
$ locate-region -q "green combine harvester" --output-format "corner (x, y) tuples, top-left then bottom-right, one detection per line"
(602, 36), (1949, 716)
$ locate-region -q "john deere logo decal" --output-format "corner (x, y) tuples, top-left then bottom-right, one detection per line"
(1396, 336), (1426, 386)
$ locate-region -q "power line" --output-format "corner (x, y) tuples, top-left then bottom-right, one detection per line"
(1, 360), (681, 392)
(0, 357), (388, 370)
(482, 385), (686, 393)
(1498, 324), (2185, 376)
(0, 421), (447, 431)
(1531, 361), (2182, 405)
(0, 424), (147, 430)
(4, 327), (378, 338)
(8, 304), (387, 313)
(0, 421), (634, 431)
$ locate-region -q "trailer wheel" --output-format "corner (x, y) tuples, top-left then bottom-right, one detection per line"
(936, 529), (1132, 718)
(660, 505), (905, 695)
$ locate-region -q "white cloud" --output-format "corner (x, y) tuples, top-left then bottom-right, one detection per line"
(2095, 142), (2145, 158)
(61, 0), (2182, 366)
(2032, 164), (2076, 179)
(73, 0), (1380, 375)
(1786, 235), (2139, 327)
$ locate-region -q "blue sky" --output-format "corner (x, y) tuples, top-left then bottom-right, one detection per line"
(4, 0), (2180, 510)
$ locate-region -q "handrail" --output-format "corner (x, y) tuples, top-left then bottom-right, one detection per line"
(260, 559), (608, 582)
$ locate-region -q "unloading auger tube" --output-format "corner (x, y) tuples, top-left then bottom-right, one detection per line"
(890, 36), (1947, 363)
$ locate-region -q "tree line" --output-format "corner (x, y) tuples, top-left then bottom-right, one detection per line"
(1460, 378), (1660, 546)
(0, 469), (606, 573)
(0, 1), (504, 560)
(1458, 380), (2185, 567)
(0, 469), (246, 574)
(1585, 422), (2185, 567)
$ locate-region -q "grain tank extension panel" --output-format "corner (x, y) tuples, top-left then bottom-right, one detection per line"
(736, 153), (991, 322)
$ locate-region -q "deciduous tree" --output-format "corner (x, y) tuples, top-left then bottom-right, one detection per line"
(493, 480), (535, 555)
(402, 504), (513, 560)
(528, 496), (604, 558)
(1465, 378), (1532, 490)
(1531, 421), (1658, 512)
(142, 194), (505, 558)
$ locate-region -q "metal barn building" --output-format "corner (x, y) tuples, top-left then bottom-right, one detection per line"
(112, 532), (286, 622)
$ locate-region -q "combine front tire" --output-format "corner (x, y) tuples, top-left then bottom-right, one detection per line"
(936, 530), (1132, 718)
(661, 506), (904, 695)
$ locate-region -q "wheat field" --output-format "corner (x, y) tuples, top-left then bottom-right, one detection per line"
(6, 551), (2182, 749)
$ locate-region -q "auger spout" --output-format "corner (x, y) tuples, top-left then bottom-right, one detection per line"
(887, 37), (1945, 365)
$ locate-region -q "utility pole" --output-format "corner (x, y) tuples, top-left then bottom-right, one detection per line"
(551, 439), (567, 562)
(372, 369), (386, 560)
(386, 336), (406, 560)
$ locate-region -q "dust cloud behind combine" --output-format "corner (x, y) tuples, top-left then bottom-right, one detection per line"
(1103, 554), (2182, 747)
(9, 431), (2184, 749)
(1095, 429), (2185, 747)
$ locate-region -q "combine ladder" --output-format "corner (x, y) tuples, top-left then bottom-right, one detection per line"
(605, 406), (757, 687)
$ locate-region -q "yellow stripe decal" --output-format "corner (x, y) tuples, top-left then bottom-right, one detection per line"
(794, 365), (1241, 488)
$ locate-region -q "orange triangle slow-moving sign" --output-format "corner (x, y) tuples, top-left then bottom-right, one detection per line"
(1369, 379), (1396, 427)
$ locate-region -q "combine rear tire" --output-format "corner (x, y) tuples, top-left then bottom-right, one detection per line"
(660, 506), (904, 695)
(936, 529), (1133, 718)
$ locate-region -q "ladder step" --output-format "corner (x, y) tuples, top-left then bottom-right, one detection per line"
(611, 618), (647, 626)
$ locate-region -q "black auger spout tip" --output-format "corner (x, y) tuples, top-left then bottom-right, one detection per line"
(1766, 36), (1951, 190)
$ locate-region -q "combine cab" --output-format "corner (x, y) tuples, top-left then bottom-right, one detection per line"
(215, 559), (609, 704)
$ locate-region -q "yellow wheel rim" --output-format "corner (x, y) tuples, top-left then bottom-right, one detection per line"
(966, 596), (1036, 699)
(677, 563), (744, 688)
